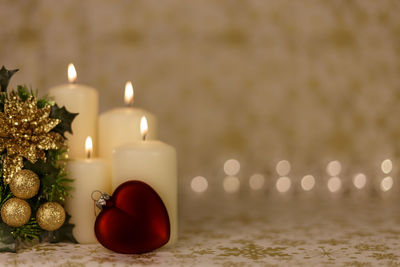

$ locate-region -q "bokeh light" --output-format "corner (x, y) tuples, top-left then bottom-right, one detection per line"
(326, 161), (342, 176)
(191, 176), (208, 193)
(223, 176), (240, 193)
(249, 174), (265, 190)
(223, 159), (241, 176)
(327, 176), (341, 192)
(353, 173), (366, 189)
(301, 175), (315, 191)
(276, 160), (291, 176)
(381, 159), (393, 174)
(380, 176), (393, 192)
(276, 176), (291, 193)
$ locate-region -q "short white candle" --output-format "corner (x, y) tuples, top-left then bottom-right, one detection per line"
(99, 82), (157, 161)
(65, 136), (111, 244)
(112, 117), (177, 246)
(48, 64), (99, 158)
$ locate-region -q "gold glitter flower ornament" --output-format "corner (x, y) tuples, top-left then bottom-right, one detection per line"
(0, 92), (64, 183)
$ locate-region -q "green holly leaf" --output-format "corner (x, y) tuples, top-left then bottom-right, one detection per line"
(0, 66), (19, 92)
(49, 104), (78, 138)
(23, 158), (59, 180)
(0, 223), (16, 252)
(23, 157), (60, 201)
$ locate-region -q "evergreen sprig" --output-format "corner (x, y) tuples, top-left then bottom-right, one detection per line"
(0, 182), (12, 206)
(11, 218), (42, 242)
(0, 66), (77, 251)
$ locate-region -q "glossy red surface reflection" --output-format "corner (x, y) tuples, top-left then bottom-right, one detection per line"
(95, 180), (170, 254)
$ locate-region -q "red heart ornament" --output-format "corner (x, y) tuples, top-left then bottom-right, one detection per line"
(94, 180), (170, 254)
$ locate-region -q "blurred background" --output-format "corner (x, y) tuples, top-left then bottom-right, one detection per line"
(1, 0), (400, 200)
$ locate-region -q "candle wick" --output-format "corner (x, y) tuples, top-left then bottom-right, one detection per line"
(127, 99), (134, 107)
(142, 133), (147, 141)
(87, 150), (92, 159)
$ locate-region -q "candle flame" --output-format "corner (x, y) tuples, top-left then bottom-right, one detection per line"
(68, 63), (77, 83)
(85, 136), (93, 159)
(140, 116), (148, 141)
(124, 81), (134, 105)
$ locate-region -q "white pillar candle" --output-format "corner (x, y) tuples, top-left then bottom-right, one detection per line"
(112, 117), (177, 246)
(99, 81), (157, 161)
(65, 137), (111, 244)
(48, 64), (99, 158)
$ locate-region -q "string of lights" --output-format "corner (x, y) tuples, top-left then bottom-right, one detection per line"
(190, 158), (396, 195)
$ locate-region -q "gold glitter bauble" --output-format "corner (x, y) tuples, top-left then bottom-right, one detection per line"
(10, 170), (40, 199)
(36, 202), (65, 231)
(1, 198), (31, 227)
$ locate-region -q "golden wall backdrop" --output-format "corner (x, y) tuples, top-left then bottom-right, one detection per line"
(1, 0), (400, 190)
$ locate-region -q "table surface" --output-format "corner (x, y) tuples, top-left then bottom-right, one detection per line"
(1, 196), (400, 267)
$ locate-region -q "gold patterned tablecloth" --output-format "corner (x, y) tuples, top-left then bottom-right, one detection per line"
(1, 197), (399, 266)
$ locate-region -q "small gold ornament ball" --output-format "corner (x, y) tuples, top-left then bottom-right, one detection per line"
(1, 198), (31, 227)
(10, 170), (40, 199)
(36, 202), (65, 231)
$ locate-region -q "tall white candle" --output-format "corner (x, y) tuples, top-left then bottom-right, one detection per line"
(48, 64), (98, 158)
(99, 82), (157, 161)
(112, 117), (177, 246)
(65, 136), (111, 244)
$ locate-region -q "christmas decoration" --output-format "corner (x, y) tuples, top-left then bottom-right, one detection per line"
(36, 202), (66, 231)
(49, 105), (78, 138)
(0, 66), (78, 252)
(95, 180), (170, 254)
(0, 66), (18, 92)
(1, 198), (31, 227)
(9, 170), (40, 199)
(0, 91), (63, 184)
